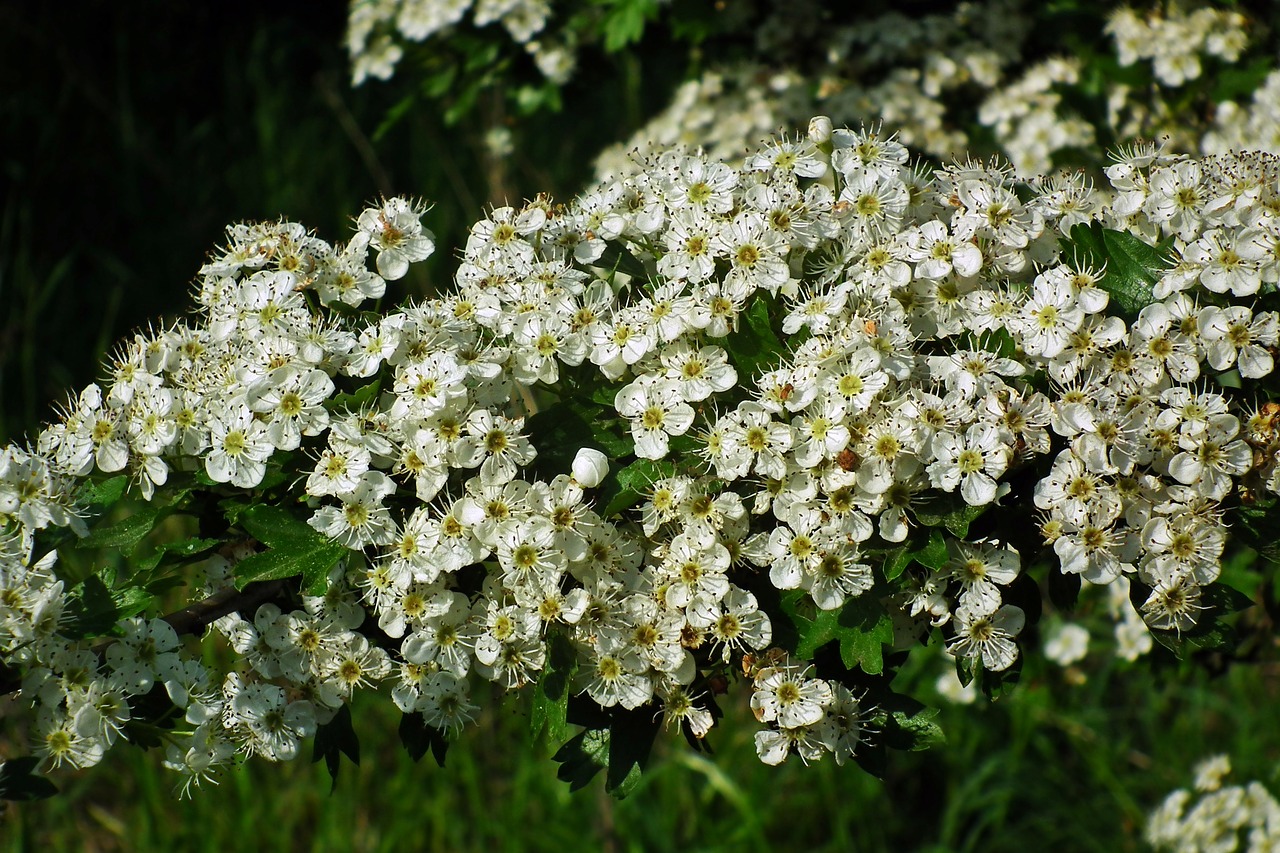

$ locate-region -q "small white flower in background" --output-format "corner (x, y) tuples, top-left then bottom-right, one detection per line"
(1146, 754), (1280, 852)
(935, 665), (977, 706)
(1043, 622), (1089, 667)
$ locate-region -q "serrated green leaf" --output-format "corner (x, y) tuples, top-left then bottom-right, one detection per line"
(233, 505), (348, 594)
(398, 713), (448, 766)
(1232, 499), (1280, 566)
(912, 494), (987, 539)
(722, 293), (786, 380)
(525, 399), (629, 479)
(0, 757), (58, 802)
(598, 458), (675, 518)
(327, 379), (381, 415)
(606, 705), (661, 798)
(600, 0), (660, 52)
(532, 632), (576, 751)
(76, 475), (128, 510)
(553, 727), (609, 791)
(313, 704), (360, 791)
(76, 488), (190, 554)
(911, 529), (950, 571)
(1064, 222), (1170, 317)
(885, 707), (945, 752)
(880, 545), (912, 581)
(135, 536), (223, 575)
(594, 237), (651, 281)
(61, 574), (157, 640)
(783, 590), (894, 674)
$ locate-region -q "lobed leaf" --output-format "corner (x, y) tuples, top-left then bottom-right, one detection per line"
(312, 704), (360, 790)
(1064, 222), (1170, 318)
(783, 590), (895, 675)
(232, 504), (348, 594)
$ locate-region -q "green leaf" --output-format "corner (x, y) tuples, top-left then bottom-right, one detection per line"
(1212, 57), (1274, 103)
(232, 505), (348, 595)
(880, 545), (912, 582)
(553, 727), (609, 792)
(76, 488), (190, 555)
(327, 379), (381, 415)
(912, 494), (987, 538)
(1232, 498), (1280, 566)
(605, 705), (661, 798)
(599, 0), (660, 52)
(75, 475), (128, 511)
(134, 536), (223, 575)
(597, 457), (675, 518)
(527, 399), (611, 479)
(532, 632), (576, 751)
(782, 591), (895, 675)
(883, 706), (945, 752)
(313, 704), (360, 790)
(1064, 222), (1171, 318)
(61, 574), (157, 640)
(0, 757), (58, 802)
(722, 293), (786, 380)
(910, 529), (950, 571)
(594, 237), (651, 280)
(398, 713), (448, 766)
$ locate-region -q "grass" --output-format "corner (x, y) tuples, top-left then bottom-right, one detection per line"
(6, 639), (1278, 852)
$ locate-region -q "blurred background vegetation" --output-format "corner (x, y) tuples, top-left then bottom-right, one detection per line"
(5, 1), (1280, 850)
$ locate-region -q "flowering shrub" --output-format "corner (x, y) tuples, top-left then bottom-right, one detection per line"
(3, 116), (1280, 802)
(1146, 755), (1280, 852)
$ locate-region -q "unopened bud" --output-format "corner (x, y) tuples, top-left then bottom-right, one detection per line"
(807, 116), (833, 146)
(571, 448), (609, 488)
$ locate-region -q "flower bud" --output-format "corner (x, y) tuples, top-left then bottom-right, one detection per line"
(807, 115), (833, 146)
(571, 448), (609, 488)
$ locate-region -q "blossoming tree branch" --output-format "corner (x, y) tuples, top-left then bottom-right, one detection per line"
(3, 117), (1279, 800)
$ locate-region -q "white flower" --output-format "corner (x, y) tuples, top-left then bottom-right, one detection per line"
(205, 406), (273, 488)
(308, 470), (398, 549)
(947, 603), (1024, 672)
(356, 197), (435, 280)
(928, 424), (1010, 506)
(1044, 623), (1089, 666)
(614, 379), (695, 460)
(751, 665), (833, 729)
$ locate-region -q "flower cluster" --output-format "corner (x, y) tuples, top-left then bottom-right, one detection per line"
(590, 1), (1273, 180)
(1146, 755), (1280, 853)
(749, 657), (870, 766)
(3, 117), (1279, 789)
(347, 0), (570, 86)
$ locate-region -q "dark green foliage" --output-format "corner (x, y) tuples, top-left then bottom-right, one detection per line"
(232, 504), (349, 594)
(314, 705), (361, 790)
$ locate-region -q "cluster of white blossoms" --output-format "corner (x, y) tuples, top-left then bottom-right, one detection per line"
(749, 655), (869, 766)
(590, 1), (1271, 181)
(1147, 755), (1280, 853)
(3, 117), (1279, 784)
(1106, 5), (1247, 89)
(346, 0), (578, 87)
